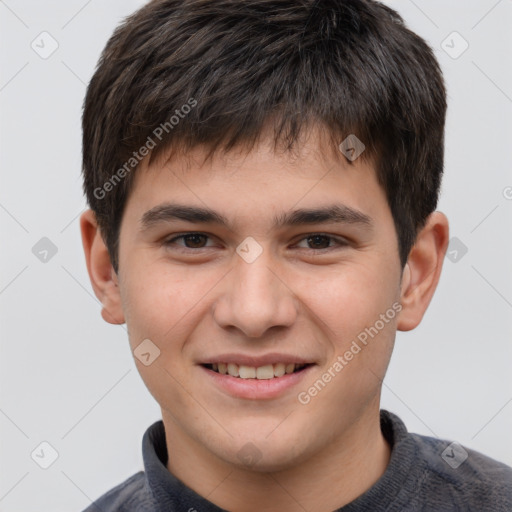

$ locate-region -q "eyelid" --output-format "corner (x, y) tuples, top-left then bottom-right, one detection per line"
(162, 232), (349, 250)
(292, 233), (349, 249)
(163, 232), (217, 248)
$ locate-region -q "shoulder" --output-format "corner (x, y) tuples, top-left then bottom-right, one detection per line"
(410, 432), (512, 511)
(82, 471), (155, 512)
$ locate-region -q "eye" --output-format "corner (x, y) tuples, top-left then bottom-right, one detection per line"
(163, 232), (214, 249)
(162, 232), (349, 252)
(294, 234), (348, 250)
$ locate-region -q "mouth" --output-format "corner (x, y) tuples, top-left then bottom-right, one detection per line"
(198, 353), (317, 399)
(201, 362), (313, 380)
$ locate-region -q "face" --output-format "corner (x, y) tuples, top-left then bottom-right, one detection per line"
(115, 129), (404, 471)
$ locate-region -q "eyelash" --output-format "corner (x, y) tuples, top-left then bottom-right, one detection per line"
(162, 232), (349, 252)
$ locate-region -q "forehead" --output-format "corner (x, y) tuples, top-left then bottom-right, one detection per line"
(134, 121), (375, 185)
(122, 127), (388, 232)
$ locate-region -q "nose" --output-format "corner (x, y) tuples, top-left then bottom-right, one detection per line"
(212, 246), (298, 339)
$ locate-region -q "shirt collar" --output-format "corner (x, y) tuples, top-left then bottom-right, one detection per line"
(141, 410), (418, 511)
(142, 420), (227, 511)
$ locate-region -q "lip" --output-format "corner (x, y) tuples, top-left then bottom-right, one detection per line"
(199, 352), (314, 368)
(199, 363), (315, 400)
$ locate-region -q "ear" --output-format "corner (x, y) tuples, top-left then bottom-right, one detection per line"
(79, 209), (125, 325)
(397, 211), (449, 331)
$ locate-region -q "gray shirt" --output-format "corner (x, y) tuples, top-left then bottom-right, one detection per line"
(83, 410), (512, 511)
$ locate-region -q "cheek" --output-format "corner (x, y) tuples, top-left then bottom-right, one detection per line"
(120, 263), (177, 346)
(301, 261), (400, 386)
(298, 288), (399, 431)
(119, 265), (206, 411)
(308, 262), (399, 331)
(121, 262), (218, 356)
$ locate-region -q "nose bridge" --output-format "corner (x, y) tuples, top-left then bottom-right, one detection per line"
(213, 244), (296, 338)
(237, 251), (278, 304)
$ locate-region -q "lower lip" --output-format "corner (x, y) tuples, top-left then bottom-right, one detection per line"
(199, 364), (315, 400)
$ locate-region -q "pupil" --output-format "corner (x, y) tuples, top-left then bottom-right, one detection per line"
(308, 235), (329, 249)
(185, 234), (206, 248)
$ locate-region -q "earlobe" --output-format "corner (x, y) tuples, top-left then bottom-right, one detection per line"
(100, 279), (125, 325)
(396, 212), (449, 332)
(80, 209), (125, 325)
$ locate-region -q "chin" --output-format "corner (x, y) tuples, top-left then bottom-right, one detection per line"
(215, 432), (311, 473)
(231, 450), (303, 473)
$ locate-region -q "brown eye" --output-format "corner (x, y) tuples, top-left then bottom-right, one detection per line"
(181, 234), (208, 248)
(163, 233), (212, 249)
(306, 235), (331, 249)
(295, 234), (348, 251)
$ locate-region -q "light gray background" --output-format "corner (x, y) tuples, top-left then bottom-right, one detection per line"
(1, 1), (511, 510)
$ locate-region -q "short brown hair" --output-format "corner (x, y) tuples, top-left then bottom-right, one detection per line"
(82, 0), (447, 273)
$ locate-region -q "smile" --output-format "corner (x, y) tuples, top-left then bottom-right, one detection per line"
(203, 362), (310, 379)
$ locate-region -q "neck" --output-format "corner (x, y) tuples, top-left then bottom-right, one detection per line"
(163, 405), (391, 512)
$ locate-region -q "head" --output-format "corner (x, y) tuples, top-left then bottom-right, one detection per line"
(80, 0), (449, 472)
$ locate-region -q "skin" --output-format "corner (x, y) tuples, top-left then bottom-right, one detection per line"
(81, 126), (449, 511)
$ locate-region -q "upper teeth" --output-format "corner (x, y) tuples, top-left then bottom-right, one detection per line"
(211, 362), (306, 379)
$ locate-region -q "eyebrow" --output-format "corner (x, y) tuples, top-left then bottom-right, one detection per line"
(140, 202), (373, 231)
